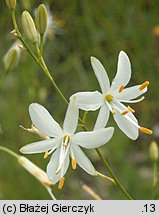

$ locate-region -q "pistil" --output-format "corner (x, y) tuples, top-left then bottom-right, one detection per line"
(105, 94), (113, 102)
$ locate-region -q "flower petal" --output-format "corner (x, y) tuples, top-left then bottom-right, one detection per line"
(72, 128), (114, 149)
(94, 104), (110, 130)
(63, 96), (79, 135)
(71, 145), (97, 175)
(70, 91), (103, 111)
(91, 56), (110, 94)
(114, 85), (147, 101)
(29, 103), (63, 137)
(111, 101), (139, 140)
(47, 148), (70, 184)
(113, 110), (139, 140)
(20, 138), (60, 154)
(111, 51), (131, 91)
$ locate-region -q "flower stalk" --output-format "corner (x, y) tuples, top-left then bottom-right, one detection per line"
(95, 148), (133, 200)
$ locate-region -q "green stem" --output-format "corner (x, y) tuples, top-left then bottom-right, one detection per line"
(97, 171), (115, 184)
(10, 10), (21, 36)
(0, 146), (19, 159)
(151, 161), (158, 199)
(95, 148), (133, 200)
(153, 161), (158, 187)
(46, 187), (56, 200)
(35, 43), (68, 104)
(40, 34), (44, 57)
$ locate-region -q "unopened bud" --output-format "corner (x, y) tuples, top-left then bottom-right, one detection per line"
(22, 11), (37, 43)
(35, 4), (48, 35)
(3, 41), (21, 71)
(3, 49), (18, 71)
(6, 0), (16, 10)
(150, 141), (158, 162)
(18, 156), (52, 187)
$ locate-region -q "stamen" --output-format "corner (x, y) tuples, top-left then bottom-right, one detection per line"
(111, 110), (116, 115)
(128, 106), (135, 113)
(121, 110), (129, 115)
(44, 151), (49, 159)
(139, 127), (153, 135)
(72, 159), (77, 170)
(119, 84), (125, 93)
(63, 143), (67, 147)
(139, 81), (150, 91)
(58, 177), (65, 190)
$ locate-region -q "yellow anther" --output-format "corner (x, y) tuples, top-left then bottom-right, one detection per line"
(111, 110), (116, 115)
(58, 177), (65, 190)
(44, 151), (49, 159)
(128, 106), (135, 113)
(139, 127), (153, 135)
(72, 159), (77, 170)
(119, 84), (125, 93)
(105, 94), (113, 102)
(63, 143), (67, 147)
(121, 110), (129, 115)
(139, 81), (150, 91)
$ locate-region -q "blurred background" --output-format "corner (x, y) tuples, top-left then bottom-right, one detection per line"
(0, 0), (159, 199)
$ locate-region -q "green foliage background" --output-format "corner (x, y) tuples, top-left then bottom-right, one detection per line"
(0, 0), (159, 199)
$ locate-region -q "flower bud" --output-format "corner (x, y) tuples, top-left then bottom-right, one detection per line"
(22, 11), (37, 43)
(3, 41), (21, 71)
(6, 0), (16, 10)
(35, 4), (48, 35)
(18, 156), (52, 187)
(150, 141), (158, 162)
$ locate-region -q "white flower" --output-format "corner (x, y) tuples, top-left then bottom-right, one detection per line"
(71, 51), (152, 140)
(20, 97), (114, 189)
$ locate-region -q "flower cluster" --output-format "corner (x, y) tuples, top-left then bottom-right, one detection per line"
(20, 51), (152, 189)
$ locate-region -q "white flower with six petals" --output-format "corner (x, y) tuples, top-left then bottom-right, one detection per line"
(71, 51), (152, 140)
(20, 97), (114, 188)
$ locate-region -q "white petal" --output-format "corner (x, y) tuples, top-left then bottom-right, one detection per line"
(70, 91), (103, 111)
(72, 128), (114, 149)
(111, 51), (131, 91)
(113, 110), (139, 140)
(91, 56), (110, 94)
(111, 101), (139, 140)
(114, 85), (147, 101)
(63, 96), (79, 134)
(20, 138), (60, 154)
(29, 103), (63, 137)
(47, 148), (70, 184)
(71, 145), (97, 176)
(94, 104), (110, 130)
